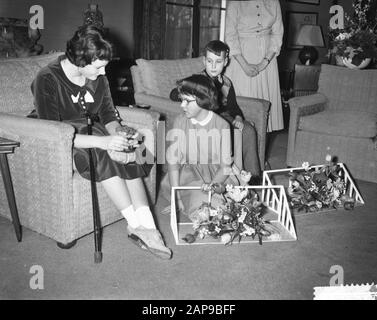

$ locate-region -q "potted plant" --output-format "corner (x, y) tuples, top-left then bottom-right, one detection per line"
(329, 0), (377, 69)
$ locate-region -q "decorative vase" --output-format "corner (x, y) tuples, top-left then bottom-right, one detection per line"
(83, 4), (104, 29)
(342, 57), (371, 69)
(335, 55), (345, 67)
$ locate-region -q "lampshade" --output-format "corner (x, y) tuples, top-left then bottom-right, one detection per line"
(294, 24), (325, 47)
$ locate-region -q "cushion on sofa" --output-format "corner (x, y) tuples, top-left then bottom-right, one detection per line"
(0, 52), (63, 114)
(299, 111), (377, 138)
(136, 57), (203, 98)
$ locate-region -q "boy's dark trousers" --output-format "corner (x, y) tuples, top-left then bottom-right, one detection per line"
(238, 121), (261, 177)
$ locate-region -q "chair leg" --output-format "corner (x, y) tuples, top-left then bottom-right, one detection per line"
(56, 240), (77, 249)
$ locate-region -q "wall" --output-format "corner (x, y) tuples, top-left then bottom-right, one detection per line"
(0, 0), (134, 58)
(0, 0), (355, 63)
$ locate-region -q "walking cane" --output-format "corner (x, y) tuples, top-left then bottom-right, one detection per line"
(86, 112), (103, 263)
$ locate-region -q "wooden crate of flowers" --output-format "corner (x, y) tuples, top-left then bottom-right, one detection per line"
(262, 161), (364, 214)
(170, 185), (297, 246)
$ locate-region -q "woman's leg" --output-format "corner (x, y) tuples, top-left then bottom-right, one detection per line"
(126, 177), (156, 229)
(101, 176), (140, 228)
(101, 176), (171, 259)
(125, 177), (149, 210)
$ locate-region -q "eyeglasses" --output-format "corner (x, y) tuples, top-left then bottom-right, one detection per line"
(179, 96), (196, 104)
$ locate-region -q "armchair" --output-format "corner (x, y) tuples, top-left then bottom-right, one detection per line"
(0, 53), (159, 246)
(130, 57), (270, 170)
(287, 64), (377, 183)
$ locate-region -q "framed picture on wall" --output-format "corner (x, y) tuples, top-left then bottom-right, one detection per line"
(285, 11), (318, 49)
(287, 0), (320, 5)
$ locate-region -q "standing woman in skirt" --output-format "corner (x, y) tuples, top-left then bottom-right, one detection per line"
(225, 0), (284, 132)
(31, 25), (172, 259)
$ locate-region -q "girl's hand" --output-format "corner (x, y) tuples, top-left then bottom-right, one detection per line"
(201, 183), (213, 193)
(232, 116), (244, 130)
(177, 198), (185, 213)
(101, 135), (129, 151)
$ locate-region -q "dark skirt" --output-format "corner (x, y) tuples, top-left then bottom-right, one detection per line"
(68, 119), (153, 182)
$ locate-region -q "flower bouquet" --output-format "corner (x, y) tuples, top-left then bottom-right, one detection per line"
(329, 0), (377, 68)
(182, 184), (277, 245)
(287, 160), (356, 213)
(107, 125), (143, 164)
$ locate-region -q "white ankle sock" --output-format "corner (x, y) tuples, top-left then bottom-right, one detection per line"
(121, 205), (139, 228)
(135, 206), (156, 229)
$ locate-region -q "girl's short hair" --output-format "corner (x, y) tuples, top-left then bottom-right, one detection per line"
(66, 25), (113, 67)
(177, 74), (219, 111)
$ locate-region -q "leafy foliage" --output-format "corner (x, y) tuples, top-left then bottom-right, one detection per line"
(287, 162), (356, 213)
(329, 0), (377, 65)
(182, 185), (276, 245)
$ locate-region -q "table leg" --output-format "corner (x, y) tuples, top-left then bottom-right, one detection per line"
(0, 153), (22, 242)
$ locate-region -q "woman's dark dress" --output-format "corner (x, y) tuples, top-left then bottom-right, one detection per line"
(31, 55), (151, 182)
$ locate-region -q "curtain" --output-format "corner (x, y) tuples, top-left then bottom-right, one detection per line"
(133, 0), (166, 59)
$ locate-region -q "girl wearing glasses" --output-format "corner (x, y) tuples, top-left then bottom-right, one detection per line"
(161, 74), (244, 215)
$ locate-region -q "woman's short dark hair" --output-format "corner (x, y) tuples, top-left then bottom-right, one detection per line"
(66, 25), (113, 67)
(177, 74), (219, 111)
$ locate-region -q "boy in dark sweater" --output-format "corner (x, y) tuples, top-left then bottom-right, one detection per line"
(170, 40), (261, 182)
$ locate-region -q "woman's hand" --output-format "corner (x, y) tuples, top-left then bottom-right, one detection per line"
(232, 115), (244, 130)
(256, 58), (269, 74)
(242, 63), (259, 77)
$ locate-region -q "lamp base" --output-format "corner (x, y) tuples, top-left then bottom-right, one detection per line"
(298, 46), (318, 65)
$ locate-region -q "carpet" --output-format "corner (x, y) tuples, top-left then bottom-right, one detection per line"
(1, 131), (376, 300)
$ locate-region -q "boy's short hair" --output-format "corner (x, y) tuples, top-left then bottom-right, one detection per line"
(204, 40), (230, 59)
(66, 25), (113, 67)
(176, 74), (219, 111)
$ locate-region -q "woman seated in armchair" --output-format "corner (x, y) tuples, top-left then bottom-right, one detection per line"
(31, 25), (172, 260)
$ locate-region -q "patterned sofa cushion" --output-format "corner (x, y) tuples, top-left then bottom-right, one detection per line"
(136, 57), (203, 98)
(0, 52), (63, 114)
(299, 111), (377, 138)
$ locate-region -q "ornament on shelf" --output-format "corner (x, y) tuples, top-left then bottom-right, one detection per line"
(83, 4), (104, 29)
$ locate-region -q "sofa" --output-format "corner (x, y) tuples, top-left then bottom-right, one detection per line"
(130, 57), (270, 170)
(287, 64), (377, 183)
(0, 52), (159, 246)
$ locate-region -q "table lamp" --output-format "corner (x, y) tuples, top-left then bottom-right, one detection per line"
(294, 24), (325, 65)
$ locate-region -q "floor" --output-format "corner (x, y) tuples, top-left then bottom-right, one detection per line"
(1, 130), (376, 300)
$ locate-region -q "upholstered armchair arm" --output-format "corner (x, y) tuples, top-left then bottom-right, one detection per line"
(286, 93), (328, 165)
(237, 96), (270, 170)
(0, 113), (76, 237)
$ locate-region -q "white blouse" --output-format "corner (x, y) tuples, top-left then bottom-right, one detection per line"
(225, 0), (284, 57)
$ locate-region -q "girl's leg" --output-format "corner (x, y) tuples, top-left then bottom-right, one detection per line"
(101, 176), (139, 228)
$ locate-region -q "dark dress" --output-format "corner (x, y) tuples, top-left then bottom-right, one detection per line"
(31, 55), (151, 182)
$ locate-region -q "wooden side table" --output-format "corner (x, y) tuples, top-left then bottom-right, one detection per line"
(0, 137), (22, 242)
